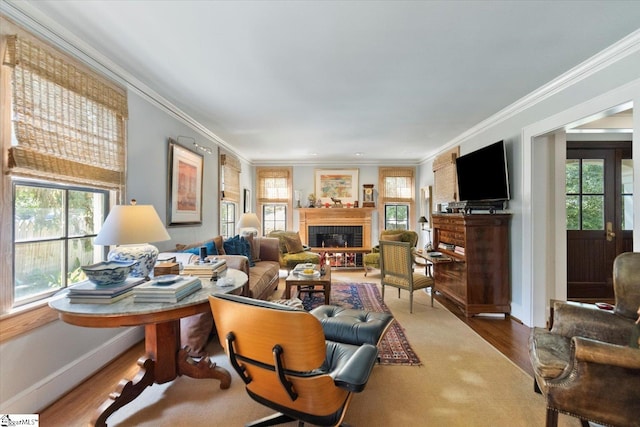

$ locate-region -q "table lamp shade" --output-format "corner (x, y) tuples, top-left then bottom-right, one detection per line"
(237, 212), (261, 236)
(94, 204), (170, 278)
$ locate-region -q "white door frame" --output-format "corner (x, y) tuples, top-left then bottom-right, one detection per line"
(522, 79), (640, 327)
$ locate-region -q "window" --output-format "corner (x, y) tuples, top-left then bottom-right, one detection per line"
(378, 167), (415, 230)
(220, 202), (236, 239)
(220, 151), (241, 237)
(566, 159), (605, 230)
(384, 204), (409, 230)
(262, 204), (287, 235)
(256, 167), (292, 234)
(1, 21), (127, 317)
(13, 181), (107, 306)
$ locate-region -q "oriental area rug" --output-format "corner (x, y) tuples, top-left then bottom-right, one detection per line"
(301, 282), (422, 366)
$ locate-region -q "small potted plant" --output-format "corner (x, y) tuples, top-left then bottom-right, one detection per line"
(307, 193), (316, 208)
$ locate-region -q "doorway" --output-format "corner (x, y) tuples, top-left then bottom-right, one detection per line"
(565, 141), (633, 300)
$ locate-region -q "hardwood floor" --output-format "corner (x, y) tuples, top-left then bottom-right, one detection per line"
(39, 288), (535, 424)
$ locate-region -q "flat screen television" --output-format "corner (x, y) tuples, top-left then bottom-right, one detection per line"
(455, 140), (510, 202)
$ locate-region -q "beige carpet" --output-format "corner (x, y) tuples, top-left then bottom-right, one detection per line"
(107, 271), (581, 427)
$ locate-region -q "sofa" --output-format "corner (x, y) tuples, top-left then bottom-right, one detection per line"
(160, 235), (281, 356)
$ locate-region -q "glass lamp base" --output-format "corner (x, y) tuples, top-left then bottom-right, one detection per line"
(108, 243), (159, 278)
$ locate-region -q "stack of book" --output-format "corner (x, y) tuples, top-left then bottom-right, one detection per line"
(133, 276), (202, 303)
(67, 277), (146, 304)
(438, 242), (455, 251)
(454, 246), (465, 256)
(182, 258), (227, 279)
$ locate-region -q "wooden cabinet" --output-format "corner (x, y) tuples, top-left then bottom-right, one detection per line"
(431, 213), (511, 317)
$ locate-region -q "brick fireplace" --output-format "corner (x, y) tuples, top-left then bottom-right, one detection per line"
(298, 208), (374, 249)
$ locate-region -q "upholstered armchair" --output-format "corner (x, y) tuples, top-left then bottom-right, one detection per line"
(209, 293), (379, 427)
(267, 230), (320, 270)
(363, 229), (418, 276)
(528, 252), (640, 427)
(379, 240), (434, 313)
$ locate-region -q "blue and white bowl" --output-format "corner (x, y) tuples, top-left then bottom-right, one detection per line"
(81, 260), (138, 286)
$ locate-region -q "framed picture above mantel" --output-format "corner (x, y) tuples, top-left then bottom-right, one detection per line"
(314, 168), (359, 206)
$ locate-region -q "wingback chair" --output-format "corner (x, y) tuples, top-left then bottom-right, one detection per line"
(379, 240), (434, 313)
(267, 230), (320, 270)
(209, 293), (379, 427)
(363, 230), (418, 276)
(528, 252), (640, 427)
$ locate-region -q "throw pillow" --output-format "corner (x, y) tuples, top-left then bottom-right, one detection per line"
(245, 234), (261, 262)
(223, 235), (255, 267)
(213, 235), (226, 255)
(284, 232), (305, 254)
(380, 233), (402, 242)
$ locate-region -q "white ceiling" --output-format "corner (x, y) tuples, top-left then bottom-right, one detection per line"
(11, 0), (640, 164)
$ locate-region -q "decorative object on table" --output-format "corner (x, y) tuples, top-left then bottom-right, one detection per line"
(153, 262), (180, 277)
(167, 138), (204, 226)
(133, 275), (202, 303)
(94, 200), (171, 278)
(418, 215), (434, 252)
(330, 197), (343, 207)
(362, 184), (375, 207)
(236, 212), (261, 237)
(67, 276), (146, 304)
(294, 190), (302, 208)
(81, 260), (138, 286)
(315, 168), (359, 206)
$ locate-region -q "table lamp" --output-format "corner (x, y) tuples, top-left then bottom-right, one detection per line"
(94, 200), (171, 278)
(237, 212), (261, 237)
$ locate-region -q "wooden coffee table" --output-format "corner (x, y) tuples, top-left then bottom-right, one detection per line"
(285, 265), (332, 304)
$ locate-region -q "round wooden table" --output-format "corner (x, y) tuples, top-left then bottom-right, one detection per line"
(49, 269), (248, 427)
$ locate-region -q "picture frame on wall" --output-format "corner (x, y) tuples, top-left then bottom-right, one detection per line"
(314, 168), (359, 206)
(167, 138), (203, 226)
(243, 188), (251, 213)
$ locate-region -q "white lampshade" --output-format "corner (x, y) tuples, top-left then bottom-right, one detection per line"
(237, 212), (261, 236)
(94, 203), (170, 278)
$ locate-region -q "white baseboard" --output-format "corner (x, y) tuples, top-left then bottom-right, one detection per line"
(1, 327), (144, 414)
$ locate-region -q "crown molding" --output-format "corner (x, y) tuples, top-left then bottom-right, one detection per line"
(420, 29), (640, 165)
(0, 0), (250, 165)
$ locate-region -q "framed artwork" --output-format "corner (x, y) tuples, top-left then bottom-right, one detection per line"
(314, 168), (359, 206)
(167, 138), (203, 226)
(243, 188), (251, 213)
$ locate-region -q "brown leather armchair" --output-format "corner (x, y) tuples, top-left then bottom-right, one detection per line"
(528, 252), (640, 427)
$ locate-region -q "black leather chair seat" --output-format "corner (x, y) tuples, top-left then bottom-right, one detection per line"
(310, 305), (394, 346)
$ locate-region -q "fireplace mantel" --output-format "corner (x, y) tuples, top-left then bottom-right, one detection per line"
(298, 208), (375, 248)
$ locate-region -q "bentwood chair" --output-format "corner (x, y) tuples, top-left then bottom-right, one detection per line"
(209, 293), (379, 427)
(528, 252), (640, 427)
(379, 240), (434, 313)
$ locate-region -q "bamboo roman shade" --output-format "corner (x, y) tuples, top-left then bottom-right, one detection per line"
(432, 147), (460, 208)
(220, 152), (241, 203)
(257, 167), (291, 203)
(379, 167), (415, 203)
(3, 33), (128, 189)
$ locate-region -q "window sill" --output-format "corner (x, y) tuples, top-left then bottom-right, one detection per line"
(0, 300), (59, 344)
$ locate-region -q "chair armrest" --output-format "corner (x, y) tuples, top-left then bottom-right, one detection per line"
(371, 245), (380, 254)
(333, 344), (378, 393)
(217, 255), (250, 277)
(551, 301), (634, 346)
(573, 336), (640, 369)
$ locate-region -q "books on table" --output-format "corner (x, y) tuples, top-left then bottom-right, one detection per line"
(181, 258), (227, 279)
(133, 275), (202, 303)
(67, 277), (146, 304)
